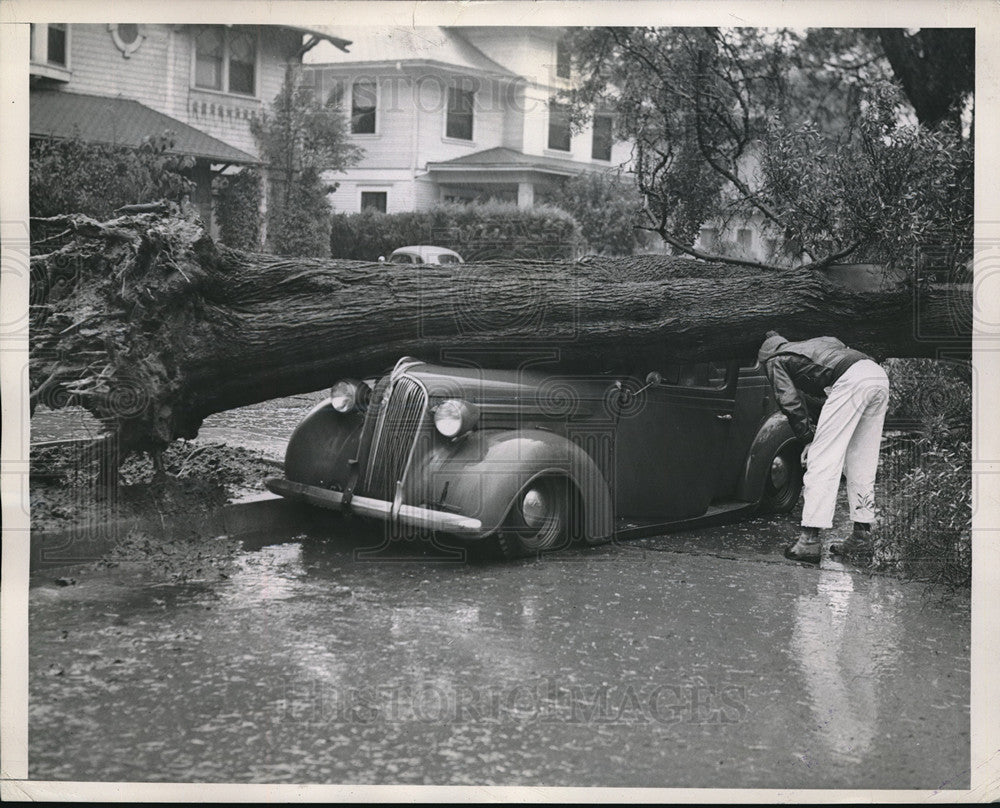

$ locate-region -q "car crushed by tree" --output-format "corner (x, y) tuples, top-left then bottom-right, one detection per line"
(265, 355), (804, 558)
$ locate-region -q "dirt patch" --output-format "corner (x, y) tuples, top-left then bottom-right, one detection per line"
(30, 441), (281, 533)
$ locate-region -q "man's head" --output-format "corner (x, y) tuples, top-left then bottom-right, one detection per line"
(758, 331), (788, 363)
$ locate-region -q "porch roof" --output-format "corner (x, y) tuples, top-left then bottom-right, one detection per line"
(426, 147), (596, 178)
(30, 90), (259, 165)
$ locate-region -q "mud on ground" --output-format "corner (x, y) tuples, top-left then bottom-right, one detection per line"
(30, 441), (280, 533)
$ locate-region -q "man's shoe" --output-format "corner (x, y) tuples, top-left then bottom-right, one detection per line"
(829, 534), (872, 557)
(784, 538), (822, 563)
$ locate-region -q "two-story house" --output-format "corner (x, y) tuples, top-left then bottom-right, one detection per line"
(29, 23), (351, 227)
(302, 26), (631, 214)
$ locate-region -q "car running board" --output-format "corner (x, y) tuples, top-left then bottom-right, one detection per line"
(613, 500), (756, 541)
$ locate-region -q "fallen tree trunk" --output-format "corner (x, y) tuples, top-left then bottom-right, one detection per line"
(30, 207), (970, 457)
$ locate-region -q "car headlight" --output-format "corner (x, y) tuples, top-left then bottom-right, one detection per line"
(330, 379), (370, 413)
(434, 399), (479, 438)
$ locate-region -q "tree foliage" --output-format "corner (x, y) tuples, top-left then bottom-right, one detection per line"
(563, 27), (973, 270)
(252, 66), (363, 256)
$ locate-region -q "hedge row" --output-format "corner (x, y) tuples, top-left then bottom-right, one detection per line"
(329, 201), (582, 261)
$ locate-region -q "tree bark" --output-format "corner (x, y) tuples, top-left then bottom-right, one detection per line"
(29, 208), (971, 457)
(876, 28), (975, 130)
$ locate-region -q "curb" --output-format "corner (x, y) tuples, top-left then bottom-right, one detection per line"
(30, 492), (317, 572)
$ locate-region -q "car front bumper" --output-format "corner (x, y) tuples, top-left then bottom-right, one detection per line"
(264, 477), (484, 537)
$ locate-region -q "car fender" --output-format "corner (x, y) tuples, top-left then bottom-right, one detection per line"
(737, 411), (800, 504)
(283, 400), (364, 489)
(418, 429), (614, 543)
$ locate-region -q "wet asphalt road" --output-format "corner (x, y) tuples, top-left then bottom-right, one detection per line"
(29, 398), (971, 788)
(29, 516), (970, 789)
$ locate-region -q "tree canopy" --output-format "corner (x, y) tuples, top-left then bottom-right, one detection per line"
(563, 27), (973, 270)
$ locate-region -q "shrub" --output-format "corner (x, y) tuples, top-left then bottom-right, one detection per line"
(873, 358), (972, 590)
(30, 133), (195, 221)
(214, 168), (262, 251)
(875, 422), (971, 589)
(267, 166), (333, 257)
(330, 201), (582, 260)
(536, 171), (647, 256)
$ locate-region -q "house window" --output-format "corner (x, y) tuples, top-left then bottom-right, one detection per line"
(700, 227), (720, 252)
(555, 36), (571, 79)
(47, 23), (68, 66)
(116, 24), (140, 47)
(194, 26), (257, 96)
(326, 80), (346, 108)
(351, 79), (377, 134)
(591, 114), (613, 161)
(108, 23), (145, 57)
(548, 100), (571, 152)
(737, 228), (753, 250)
(195, 28), (224, 90)
(227, 30), (256, 96)
(446, 87), (474, 141)
(361, 191), (387, 213)
(30, 23), (69, 68)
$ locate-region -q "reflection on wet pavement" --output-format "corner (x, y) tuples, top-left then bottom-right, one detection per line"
(29, 518), (970, 789)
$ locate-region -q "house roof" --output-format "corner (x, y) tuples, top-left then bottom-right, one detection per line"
(30, 90), (259, 165)
(304, 26), (517, 78)
(426, 147), (597, 177)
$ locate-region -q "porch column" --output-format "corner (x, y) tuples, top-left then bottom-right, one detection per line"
(517, 181), (535, 208)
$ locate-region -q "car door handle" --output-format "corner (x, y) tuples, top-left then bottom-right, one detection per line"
(716, 413), (733, 421)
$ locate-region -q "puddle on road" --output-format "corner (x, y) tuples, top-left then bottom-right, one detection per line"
(28, 517), (970, 789)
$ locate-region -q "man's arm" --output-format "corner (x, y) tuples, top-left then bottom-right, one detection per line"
(765, 358), (816, 443)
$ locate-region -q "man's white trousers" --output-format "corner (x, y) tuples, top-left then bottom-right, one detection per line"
(800, 359), (890, 529)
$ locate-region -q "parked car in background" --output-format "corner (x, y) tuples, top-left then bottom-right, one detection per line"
(378, 246), (465, 265)
(266, 356), (804, 558)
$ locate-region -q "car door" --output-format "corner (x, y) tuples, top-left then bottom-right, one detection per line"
(613, 360), (736, 520)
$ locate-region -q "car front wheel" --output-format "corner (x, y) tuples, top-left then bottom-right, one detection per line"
(494, 476), (575, 559)
(761, 446), (803, 513)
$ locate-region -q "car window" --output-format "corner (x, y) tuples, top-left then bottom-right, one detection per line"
(389, 253), (412, 264)
(438, 254), (460, 264)
(657, 362), (729, 390)
(412, 255), (424, 264)
(706, 361), (728, 386)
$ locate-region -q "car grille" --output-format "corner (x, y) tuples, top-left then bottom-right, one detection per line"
(362, 375), (428, 501)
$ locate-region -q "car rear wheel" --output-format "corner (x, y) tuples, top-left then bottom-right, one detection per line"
(761, 445), (803, 513)
(495, 476), (575, 559)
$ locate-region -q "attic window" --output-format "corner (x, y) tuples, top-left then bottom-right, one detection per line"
(108, 24), (145, 58)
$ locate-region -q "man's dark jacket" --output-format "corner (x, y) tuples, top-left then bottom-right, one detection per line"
(757, 333), (871, 443)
